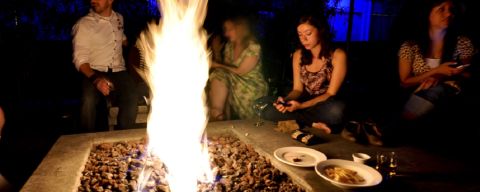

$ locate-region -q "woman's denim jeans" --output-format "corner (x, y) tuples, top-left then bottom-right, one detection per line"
(256, 96), (345, 132)
(403, 84), (455, 119)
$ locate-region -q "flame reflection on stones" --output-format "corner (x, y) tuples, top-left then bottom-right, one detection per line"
(78, 136), (305, 191)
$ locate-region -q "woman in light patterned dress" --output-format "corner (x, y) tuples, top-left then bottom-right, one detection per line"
(208, 15), (268, 121)
(398, 0), (475, 120)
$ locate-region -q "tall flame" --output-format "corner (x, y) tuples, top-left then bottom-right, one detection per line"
(136, 0), (212, 191)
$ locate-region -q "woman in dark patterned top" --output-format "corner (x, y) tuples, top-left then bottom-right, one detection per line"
(261, 14), (347, 134)
(398, 0), (475, 120)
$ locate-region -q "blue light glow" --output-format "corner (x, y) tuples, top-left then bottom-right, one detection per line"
(328, 0), (372, 42)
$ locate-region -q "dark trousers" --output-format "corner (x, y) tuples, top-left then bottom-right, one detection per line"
(259, 96), (345, 133)
(80, 70), (138, 132)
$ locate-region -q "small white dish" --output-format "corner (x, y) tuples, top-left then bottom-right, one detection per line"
(315, 159), (382, 189)
(273, 147), (327, 167)
(352, 153), (371, 164)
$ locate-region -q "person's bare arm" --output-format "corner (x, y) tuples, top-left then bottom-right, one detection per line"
(78, 63), (95, 78)
(285, 50), (304, 100)
(299, 48), (347, 109)
(211, 55), (259, 75)
(399, 58), (461, 88)
(79, 63), (111, 96)
(73, 22), (113, 96)
(0, 107), (5, 137)
(210, 35), (223, 63)
(398, 42), (465, 88)
(273, 50), (304, 113)
(211, 43), (261, 75)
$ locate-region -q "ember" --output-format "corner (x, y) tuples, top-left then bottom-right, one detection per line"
(78, 136), (304, 192)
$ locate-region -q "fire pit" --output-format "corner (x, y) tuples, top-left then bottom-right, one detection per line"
(21, 120), (338, 192)
(78, 135), (303, 192)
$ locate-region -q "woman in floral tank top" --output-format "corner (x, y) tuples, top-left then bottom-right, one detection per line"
(261, 14), (347, 134)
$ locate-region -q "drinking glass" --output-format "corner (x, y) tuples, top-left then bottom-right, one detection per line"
(375, 151), (398, 178)
(252, 101), (268, 126)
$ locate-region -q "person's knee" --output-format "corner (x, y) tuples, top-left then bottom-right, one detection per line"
(326, 100), (346, 124)
(0, 173), (12, 192)
(402, 95), (434, 120)
(210, 78), (229, 90)
(421, 85), (445, 102)
(121, 92), (138, 104)
(260, 105), (273, 119)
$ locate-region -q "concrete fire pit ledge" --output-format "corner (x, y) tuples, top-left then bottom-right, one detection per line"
(21, 120), (347, 192)
(24, 119), (473, 192)
(20, 128), (147, 192)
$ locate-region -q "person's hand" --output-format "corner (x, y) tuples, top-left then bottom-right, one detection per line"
(94, 78), (112, 96)
(435, 62), (464, 77)
(273, 97), (300, 113)
(211, 61), (222, 68)
(414, 77), (439, 92)
(273, 97), (287, 112)
(284, 100), (301, 112)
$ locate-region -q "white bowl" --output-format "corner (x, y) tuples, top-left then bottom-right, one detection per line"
(315, 159), (382, 189)
(352, 152), (371, 164)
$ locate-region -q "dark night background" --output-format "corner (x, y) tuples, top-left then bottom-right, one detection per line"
(0, 0), (480, 190)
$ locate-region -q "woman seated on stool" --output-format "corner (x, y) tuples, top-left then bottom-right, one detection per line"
(208, 14), (268, 121)
(398, 0), (475, 121)
(260, 13), (347, 134)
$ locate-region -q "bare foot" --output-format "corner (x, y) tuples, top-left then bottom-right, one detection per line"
(312, 122), (332, 134)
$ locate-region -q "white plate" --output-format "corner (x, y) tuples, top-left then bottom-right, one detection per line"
(273, 147), (327, 167)
(315, 159), (382, 189)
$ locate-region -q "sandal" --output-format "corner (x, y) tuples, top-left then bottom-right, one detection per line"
(341, 121), (361, 142)
(363, 120), (383, 146)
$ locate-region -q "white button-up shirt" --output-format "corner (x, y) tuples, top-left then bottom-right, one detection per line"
(72, 10), (127, 72)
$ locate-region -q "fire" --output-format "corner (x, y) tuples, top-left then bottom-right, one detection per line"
(136, 0), (212, 191)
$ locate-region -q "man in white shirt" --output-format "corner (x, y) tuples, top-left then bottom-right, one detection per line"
(72, 0), (137, 131)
